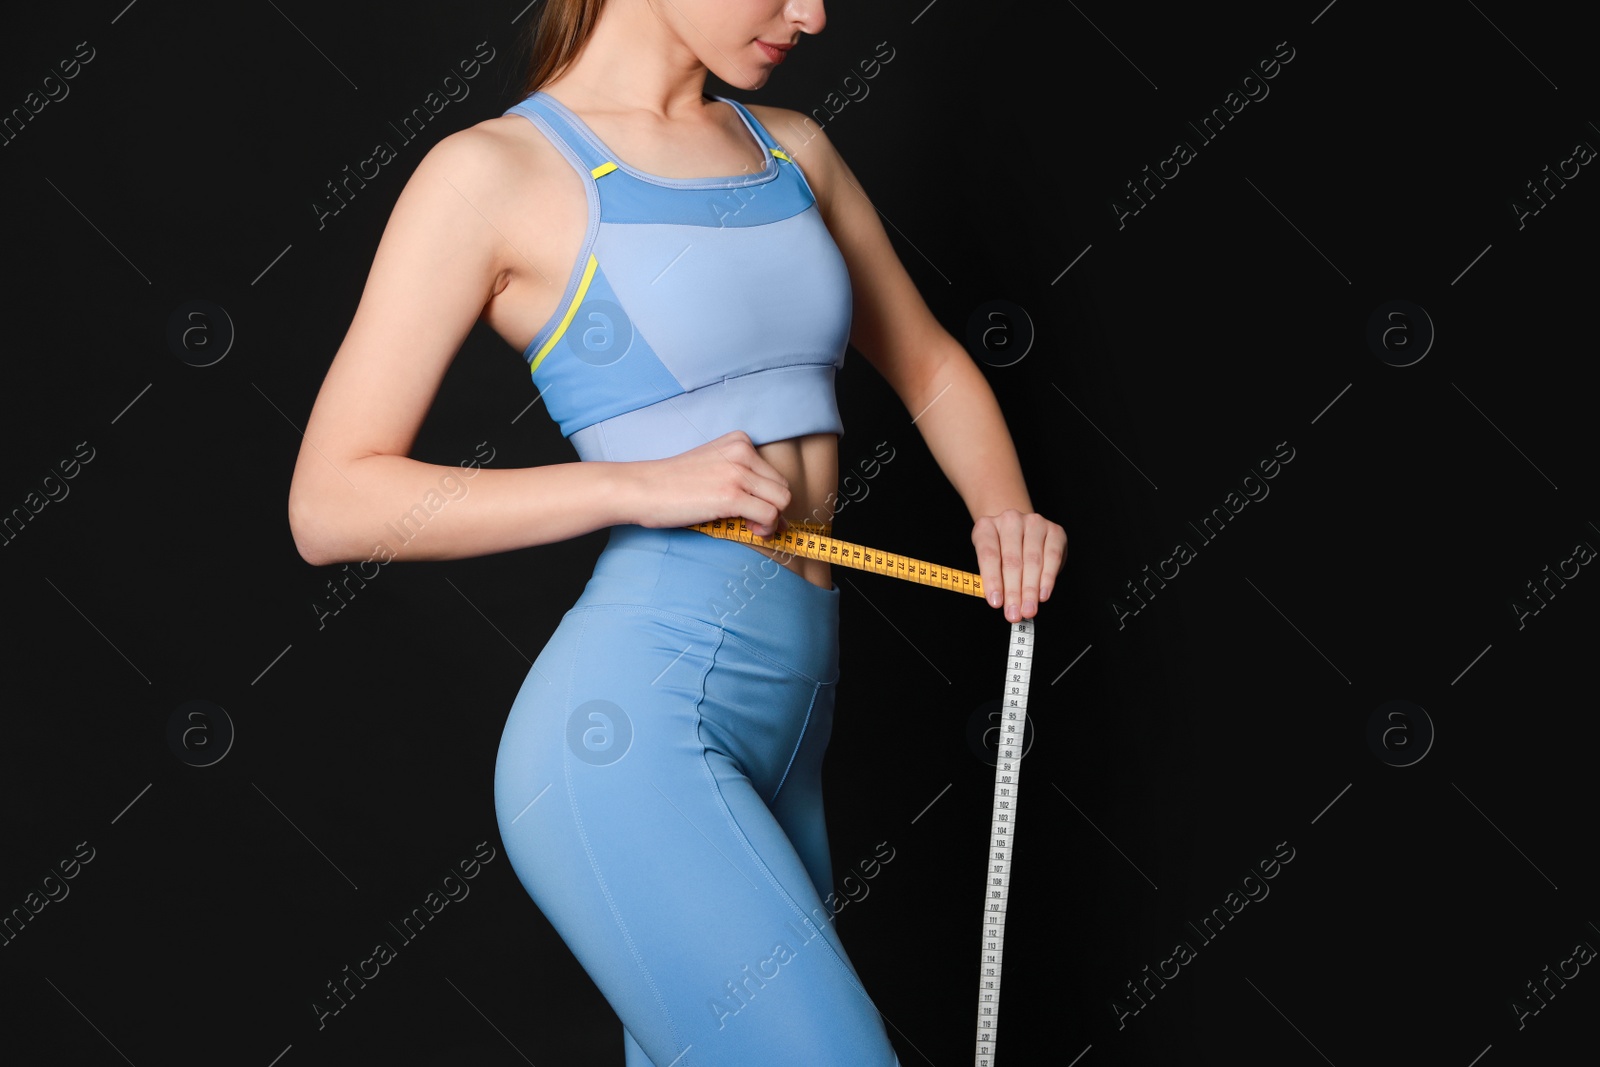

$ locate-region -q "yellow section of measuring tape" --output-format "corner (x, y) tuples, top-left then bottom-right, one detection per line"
(686, 519), (986, 598)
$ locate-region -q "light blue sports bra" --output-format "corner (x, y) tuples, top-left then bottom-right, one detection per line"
(503, 91), (853, 463)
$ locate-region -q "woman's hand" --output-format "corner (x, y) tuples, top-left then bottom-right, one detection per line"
(627, 430), (792, 537)
(971, 509), (1066, 622)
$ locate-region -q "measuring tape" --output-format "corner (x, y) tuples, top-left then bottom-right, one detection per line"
(685, 518), (987, 597)
(687, 517), (1035, 1065)
(974, 617), (1031, 1066)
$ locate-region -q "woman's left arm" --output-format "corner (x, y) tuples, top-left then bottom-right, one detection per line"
(757, 108), (1066, 621)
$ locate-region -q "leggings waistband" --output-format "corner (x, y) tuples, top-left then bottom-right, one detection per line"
(573, 524), (841, 685)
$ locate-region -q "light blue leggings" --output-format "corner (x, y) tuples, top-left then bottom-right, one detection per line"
(494, 524), (902, 1066)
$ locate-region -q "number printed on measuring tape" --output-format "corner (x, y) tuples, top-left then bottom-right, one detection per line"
(975, 618), (1033, 1066)
(686, 519), (987, 598)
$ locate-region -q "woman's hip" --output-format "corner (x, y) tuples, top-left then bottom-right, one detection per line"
(573, 524), (840, 684)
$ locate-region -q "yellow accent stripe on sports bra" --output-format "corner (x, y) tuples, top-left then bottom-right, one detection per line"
(529, 252), (600, 376)
(771, 149), (790, 162)
(590, 160), (618, 179)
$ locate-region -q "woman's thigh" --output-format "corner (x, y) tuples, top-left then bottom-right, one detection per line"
(494, 602), (899, 1066)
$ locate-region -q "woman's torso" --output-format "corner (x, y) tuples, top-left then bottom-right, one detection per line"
(475, 89), (838, 590)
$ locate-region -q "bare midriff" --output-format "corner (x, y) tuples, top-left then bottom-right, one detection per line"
(745, 431), (838, 591)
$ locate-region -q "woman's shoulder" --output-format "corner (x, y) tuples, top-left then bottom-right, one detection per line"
(739, 102), (825, 151)
(378, 110), (588, 283)
(384, 101), (590, 217)
(740, 102), (842, 200)
(418, 109), (575, 184)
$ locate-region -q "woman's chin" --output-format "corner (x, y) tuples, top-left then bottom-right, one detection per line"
(723, 66), (775, 92)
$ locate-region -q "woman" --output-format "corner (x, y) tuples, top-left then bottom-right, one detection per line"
(288, 0), (1066, 1061)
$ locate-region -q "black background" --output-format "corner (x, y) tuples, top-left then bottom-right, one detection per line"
(2, 1), (1595, 1065)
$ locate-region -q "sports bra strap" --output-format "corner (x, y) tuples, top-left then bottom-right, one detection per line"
(714, 96), (777, 151)
(510, 92), (796, 182)
(505, 95), (614, 179)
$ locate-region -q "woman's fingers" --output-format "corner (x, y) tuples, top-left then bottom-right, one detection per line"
(1025, 513), (1067, 609)
(997, 510), (1025, 622)
(708, 430), (789, 535)
(1039, 518), (1067, 602)
(973, 510), (1067, 621)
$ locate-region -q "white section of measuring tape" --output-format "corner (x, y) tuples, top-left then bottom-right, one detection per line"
(975, 617), (1034, 1066)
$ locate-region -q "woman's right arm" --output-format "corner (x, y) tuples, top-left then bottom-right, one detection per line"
(287, 129), (792, 567)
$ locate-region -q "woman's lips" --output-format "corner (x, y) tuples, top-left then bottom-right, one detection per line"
(756, 41), (790, 64)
